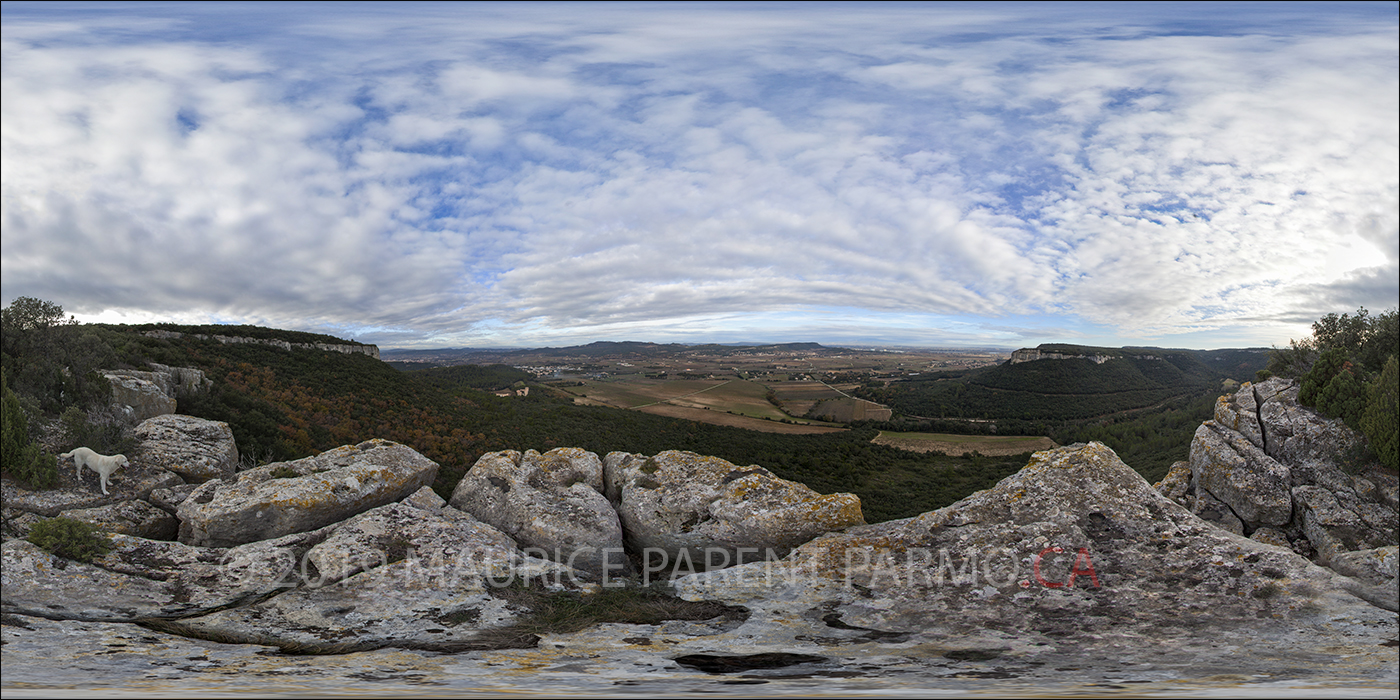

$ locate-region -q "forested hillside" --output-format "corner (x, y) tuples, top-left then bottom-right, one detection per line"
(854, 347), (1267, 483)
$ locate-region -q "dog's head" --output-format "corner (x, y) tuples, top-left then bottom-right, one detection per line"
(114, 455), (130, 471)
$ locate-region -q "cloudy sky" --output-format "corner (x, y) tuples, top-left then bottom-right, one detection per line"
(2, 2), (1396, 350)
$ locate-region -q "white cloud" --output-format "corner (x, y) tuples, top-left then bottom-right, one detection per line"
(1, 3), (1395, 348)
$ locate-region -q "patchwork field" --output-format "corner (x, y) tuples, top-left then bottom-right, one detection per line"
(770, 381), (846, 416)
(559, 377), (847, 432)
(562, 378), (725, 408)
(873, 431), (1056, 456)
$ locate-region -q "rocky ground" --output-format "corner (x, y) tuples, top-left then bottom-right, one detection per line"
(3, 374), (1396, 696)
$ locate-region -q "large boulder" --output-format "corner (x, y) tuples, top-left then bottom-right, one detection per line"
(675, 443), (1396, 671)
(449, 448), (627, 579)
(606, 450), (864, 571)
(1187, 420), (1292, 526)
(134, 414), (239, 483)
(177, 439), (438, 547)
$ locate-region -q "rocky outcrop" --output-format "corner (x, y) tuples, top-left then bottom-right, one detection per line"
(177, 439), (438, 547)
(4, 485), (582, 652)
(101, 372), (176, 422)
(1188, 420), (1292, 526)
(2, 528), (327, 622)
(165, 495), (580, 651)
(675, 443), (1396, 670)
(146, 363), (213, 397)
(1160, 377), (1398, 596)
(101, 364), (211, 422)
(1009, 348), (1118, 364)
(4, 438), (1395, 693)
(605, 450), (865, 570)
(133, 415), (238, 483)
(449, 448), (627, 579)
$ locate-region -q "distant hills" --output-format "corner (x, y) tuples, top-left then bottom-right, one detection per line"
(382, 341), (838, 367)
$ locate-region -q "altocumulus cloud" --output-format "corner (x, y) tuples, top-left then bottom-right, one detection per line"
(1, 2), (1395, 348)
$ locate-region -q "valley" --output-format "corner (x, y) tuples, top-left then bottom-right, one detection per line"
(391, 342), (1008, 435)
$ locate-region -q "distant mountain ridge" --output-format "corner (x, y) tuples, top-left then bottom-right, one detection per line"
(382, 341), (837, 365)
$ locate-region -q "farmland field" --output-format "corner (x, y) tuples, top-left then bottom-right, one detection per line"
(558, 377), (849, 432)
(501, 344), (1009, 436)
(770, 381), (846, 416)
(562, 378), (726, 408)
(873, 431), (1055, 456)
(637, 404), (846, 434)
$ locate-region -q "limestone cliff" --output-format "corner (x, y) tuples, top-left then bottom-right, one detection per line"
(141, 330), (379, 359)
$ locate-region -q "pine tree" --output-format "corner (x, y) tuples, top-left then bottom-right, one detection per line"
(1360, 356), (1398, 470)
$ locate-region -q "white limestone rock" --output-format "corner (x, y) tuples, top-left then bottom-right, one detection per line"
(177, 439), (438, 547)
(607, 450), (864, 571)
(449, 448), (627, 579)
(135, 414), (239, 483)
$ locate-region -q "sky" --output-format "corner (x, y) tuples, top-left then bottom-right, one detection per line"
(2, 2), (1396, 351)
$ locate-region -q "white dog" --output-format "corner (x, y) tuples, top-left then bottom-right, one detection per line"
(62, 447), (129, 495)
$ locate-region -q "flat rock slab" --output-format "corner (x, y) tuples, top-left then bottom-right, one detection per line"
(177, 439), (438, 547)
(165, 537), (585, 652)
(165, 497), (585, 651)
(1, 529), (326, 622)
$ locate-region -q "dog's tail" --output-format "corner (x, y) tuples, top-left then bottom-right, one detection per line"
(60, 449), (75, 459)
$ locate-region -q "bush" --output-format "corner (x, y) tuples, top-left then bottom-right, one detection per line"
(1299, 347), (1350, 407)
(1361, 356), (1398, 470)
(58, 405), (136, 457)
(2, 369), (59, 489)
(1313, 364), (1369, 430)
(27, 517), (113, 562)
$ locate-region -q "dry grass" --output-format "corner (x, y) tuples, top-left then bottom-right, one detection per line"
(638, 404), (845, 434)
